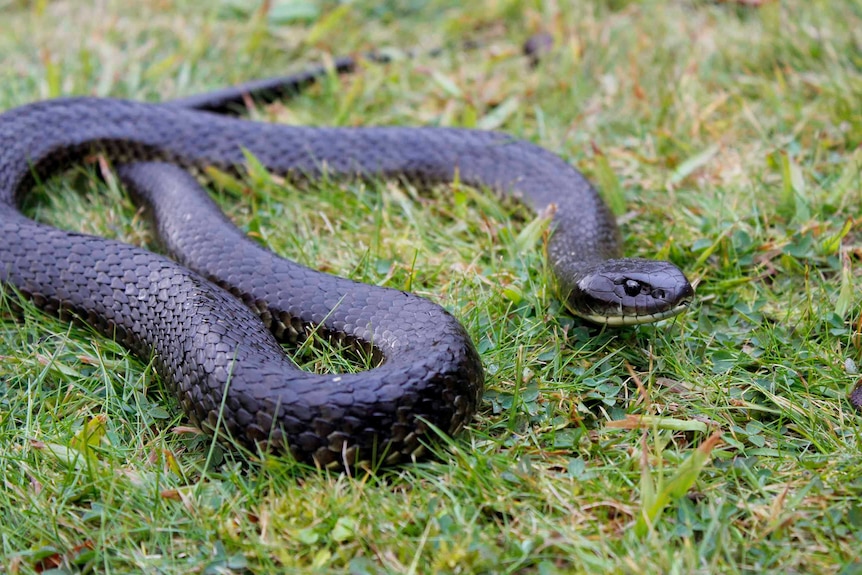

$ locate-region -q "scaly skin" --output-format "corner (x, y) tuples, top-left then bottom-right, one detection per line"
(0, 91), (691, 467)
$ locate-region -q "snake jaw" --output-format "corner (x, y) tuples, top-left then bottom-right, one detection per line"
(566, 258), (694, 326)
(574, 299), (692, 327)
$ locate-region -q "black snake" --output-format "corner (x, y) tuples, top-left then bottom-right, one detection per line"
(0, 66), (694, 468)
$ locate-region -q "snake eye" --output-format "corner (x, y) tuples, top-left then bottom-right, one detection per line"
(623, 279), (642, 297)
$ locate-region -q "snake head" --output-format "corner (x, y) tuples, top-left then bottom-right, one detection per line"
(564, 258), (694, 326)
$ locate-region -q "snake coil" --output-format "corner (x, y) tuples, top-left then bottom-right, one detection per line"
(0, 69), (692, 468)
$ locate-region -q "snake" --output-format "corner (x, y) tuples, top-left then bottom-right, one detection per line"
(0, 61), (694, 469)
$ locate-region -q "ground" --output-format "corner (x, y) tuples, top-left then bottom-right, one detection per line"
(0, 0), (860, 573)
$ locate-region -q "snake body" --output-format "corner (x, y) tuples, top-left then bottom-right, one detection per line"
(0, 75), (692, 468)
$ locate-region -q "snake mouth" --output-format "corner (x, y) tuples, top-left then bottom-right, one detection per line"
(571, 298), (692, 327)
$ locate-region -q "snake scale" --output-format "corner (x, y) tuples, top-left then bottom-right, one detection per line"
(0, 62), (693, 468)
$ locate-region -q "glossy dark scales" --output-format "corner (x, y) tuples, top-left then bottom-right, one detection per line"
(0, 81), (692, 468)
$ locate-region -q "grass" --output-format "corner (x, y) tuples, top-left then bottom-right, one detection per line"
(1, 0), (861, 572)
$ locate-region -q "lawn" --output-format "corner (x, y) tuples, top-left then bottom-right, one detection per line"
(1, 0), (860, 573)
